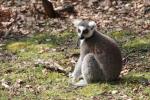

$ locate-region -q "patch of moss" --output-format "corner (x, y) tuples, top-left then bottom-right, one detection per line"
(0, 90), (9, 100)
(144, 87), (150, 97)
(110, 31), (133, 40)
(125, 72), (150, 79)
(123, 36), (150, 51)
(78, 83), (110, 97)
(6, 42), (28, 53)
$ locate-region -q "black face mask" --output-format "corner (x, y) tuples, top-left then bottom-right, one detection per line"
(78, 28), (89, 40)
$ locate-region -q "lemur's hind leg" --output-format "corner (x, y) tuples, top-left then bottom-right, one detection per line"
(74, 53), (105, 86)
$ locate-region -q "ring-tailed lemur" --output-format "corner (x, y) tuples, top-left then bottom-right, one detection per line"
(69, 19), (122, 86)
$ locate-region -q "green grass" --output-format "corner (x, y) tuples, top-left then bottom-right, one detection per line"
(123, 36), (150, 51)
(0, 31), (150, 99)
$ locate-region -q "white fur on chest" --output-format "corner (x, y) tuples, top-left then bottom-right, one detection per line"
(80, 39), (84, 47)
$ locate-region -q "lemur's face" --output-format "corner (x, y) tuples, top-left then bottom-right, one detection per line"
(73, 19), (96, 39)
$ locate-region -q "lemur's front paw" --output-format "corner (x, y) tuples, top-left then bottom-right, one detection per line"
(68, 74), (75, 84)
(68, 72), (76, 83)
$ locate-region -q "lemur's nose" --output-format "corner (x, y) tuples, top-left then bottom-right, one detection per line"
(80, 34), (84, 39)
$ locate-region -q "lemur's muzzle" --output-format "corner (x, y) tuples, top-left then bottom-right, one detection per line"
(79, 35), (84, 39)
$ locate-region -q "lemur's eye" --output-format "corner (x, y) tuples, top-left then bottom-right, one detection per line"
(78, 29), (81, 33)
(91, 26), (94, 30)
(83, 29), (89, 34)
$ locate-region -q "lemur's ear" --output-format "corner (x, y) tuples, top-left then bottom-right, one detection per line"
(72, 19), (82, 27)
(88, 21), (96, 30)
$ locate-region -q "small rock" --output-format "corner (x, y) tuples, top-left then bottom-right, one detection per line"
(120, 95), (128, 98)
(108, 7), (115, 12)
(127, 98), (132, 100)
(1, 79), (10, 89)
(118, 8), (128, 14)
(71, 58), (76, 64)
(112, 1), (117, 5)
(25, 85), (32, 88)
(51, 48), (56, 52)
(112, 16), (117, 20)
(133, 88), (138, 93)
(0, 44), (5, 47)
(16, 79), (24, 84)
(69, 15), (74, 19)
(1, 22), (12, 27)
(46, 38), (51, 42)
(104, 6), (110, 10)
(42, 69), (48, 75)
(125, 3), (131, 9)
(111, 90), (118, 94)
(137, 4), (144, 8)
